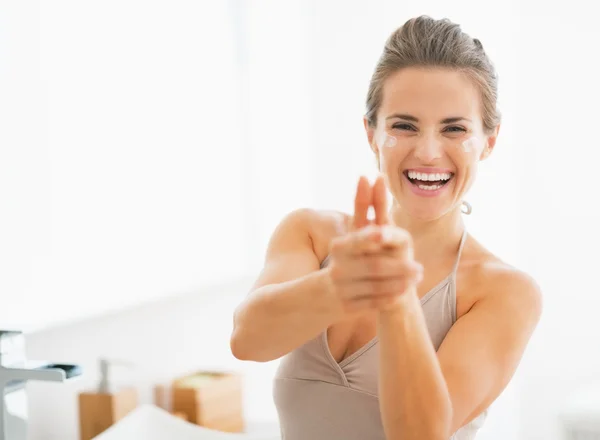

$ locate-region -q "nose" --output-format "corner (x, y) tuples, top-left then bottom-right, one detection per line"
(414, 134), (443, 163)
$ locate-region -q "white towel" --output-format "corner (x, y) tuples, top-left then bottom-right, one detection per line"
(93, 404), (280, 440)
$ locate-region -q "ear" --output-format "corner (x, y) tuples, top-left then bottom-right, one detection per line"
(480, 124), (500, 161)
(363, 116), (378, 156)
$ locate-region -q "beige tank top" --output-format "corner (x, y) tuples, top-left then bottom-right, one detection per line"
(273, 228), (487, 439)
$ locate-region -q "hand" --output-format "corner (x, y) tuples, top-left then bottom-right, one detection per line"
(326, 175), (423, 315)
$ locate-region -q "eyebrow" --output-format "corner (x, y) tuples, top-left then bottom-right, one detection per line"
(385, 114), (472, 124)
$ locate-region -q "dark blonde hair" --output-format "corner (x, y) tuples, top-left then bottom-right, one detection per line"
(365, 16), (501, 134)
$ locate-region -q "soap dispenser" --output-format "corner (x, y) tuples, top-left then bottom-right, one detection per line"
(78, 358), (138, 440)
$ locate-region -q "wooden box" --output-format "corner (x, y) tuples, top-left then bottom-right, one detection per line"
(78, 387), (138, 440)
(171, 371), (244, 432)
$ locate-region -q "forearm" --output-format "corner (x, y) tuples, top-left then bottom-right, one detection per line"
(231, 268), (340, 362)
(377, 289), (452, 440)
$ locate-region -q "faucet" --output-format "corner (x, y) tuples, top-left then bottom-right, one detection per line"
(0, 329), (83, 440)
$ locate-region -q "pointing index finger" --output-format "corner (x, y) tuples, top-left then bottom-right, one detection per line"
(373, 174), (389, 226)
(351, 176), (373, 231)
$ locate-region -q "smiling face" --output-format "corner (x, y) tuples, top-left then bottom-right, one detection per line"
(365, 67), (499, 221)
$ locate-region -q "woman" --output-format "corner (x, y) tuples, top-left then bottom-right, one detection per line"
(230, 15), (542, 440)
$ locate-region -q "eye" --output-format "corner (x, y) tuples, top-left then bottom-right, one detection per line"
(391, 123), (416, 131)
(444, 125), (467, 133)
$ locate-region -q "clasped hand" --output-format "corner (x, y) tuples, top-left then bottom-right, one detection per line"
(326, 176), (423, 314)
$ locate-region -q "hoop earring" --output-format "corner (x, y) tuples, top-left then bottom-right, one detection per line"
(461, 200), (472, 215)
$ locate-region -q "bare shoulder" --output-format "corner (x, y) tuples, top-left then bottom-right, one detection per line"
(481, 261), (543, 322)
(275, 208), (350, 263)
(460, 242), (543, 325)
(268, 208), (349, 252)
(250, 208), (350, 290)
(299, 208), (352, 263)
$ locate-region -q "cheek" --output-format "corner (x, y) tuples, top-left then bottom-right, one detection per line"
(448, 136), (485, 169)
(379, 144), (408, 169)
(375, 131), (398, 149)
(461, 136), (485, 157)
(375, 131), (410, 167)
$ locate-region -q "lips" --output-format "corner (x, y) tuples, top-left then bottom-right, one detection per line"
(404, 170), (454, 187)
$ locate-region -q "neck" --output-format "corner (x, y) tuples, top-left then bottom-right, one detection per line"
(389, 201), (465, 260)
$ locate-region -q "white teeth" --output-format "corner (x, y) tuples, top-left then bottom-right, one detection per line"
(417, 184), (442, 190)
(407, 171), (452, 181)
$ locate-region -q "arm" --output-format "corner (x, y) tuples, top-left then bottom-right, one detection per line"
(377, 268), (543, 440)
(230, 209), (341, 362)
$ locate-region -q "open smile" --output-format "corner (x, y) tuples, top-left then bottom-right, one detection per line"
(402, 169), (455, 197)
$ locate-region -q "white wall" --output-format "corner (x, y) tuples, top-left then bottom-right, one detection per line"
(0, 0), (249, 331)
(236, 0), (316, 269)
(513, 3), (600, 439)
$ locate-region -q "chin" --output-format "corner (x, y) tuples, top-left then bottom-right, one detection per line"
(403, 201), (457, 222)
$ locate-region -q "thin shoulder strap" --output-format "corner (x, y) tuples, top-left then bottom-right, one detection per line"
(451, 227), (468, 274)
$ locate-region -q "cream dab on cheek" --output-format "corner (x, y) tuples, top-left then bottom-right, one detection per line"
(376, 130), (398, 149)
(461, 136), (484, 154)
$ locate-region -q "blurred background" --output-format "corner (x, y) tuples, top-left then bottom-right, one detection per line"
(1, 0), (599, 439)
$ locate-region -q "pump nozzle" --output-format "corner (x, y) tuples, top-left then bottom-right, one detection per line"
(98, 358), (134, 393)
